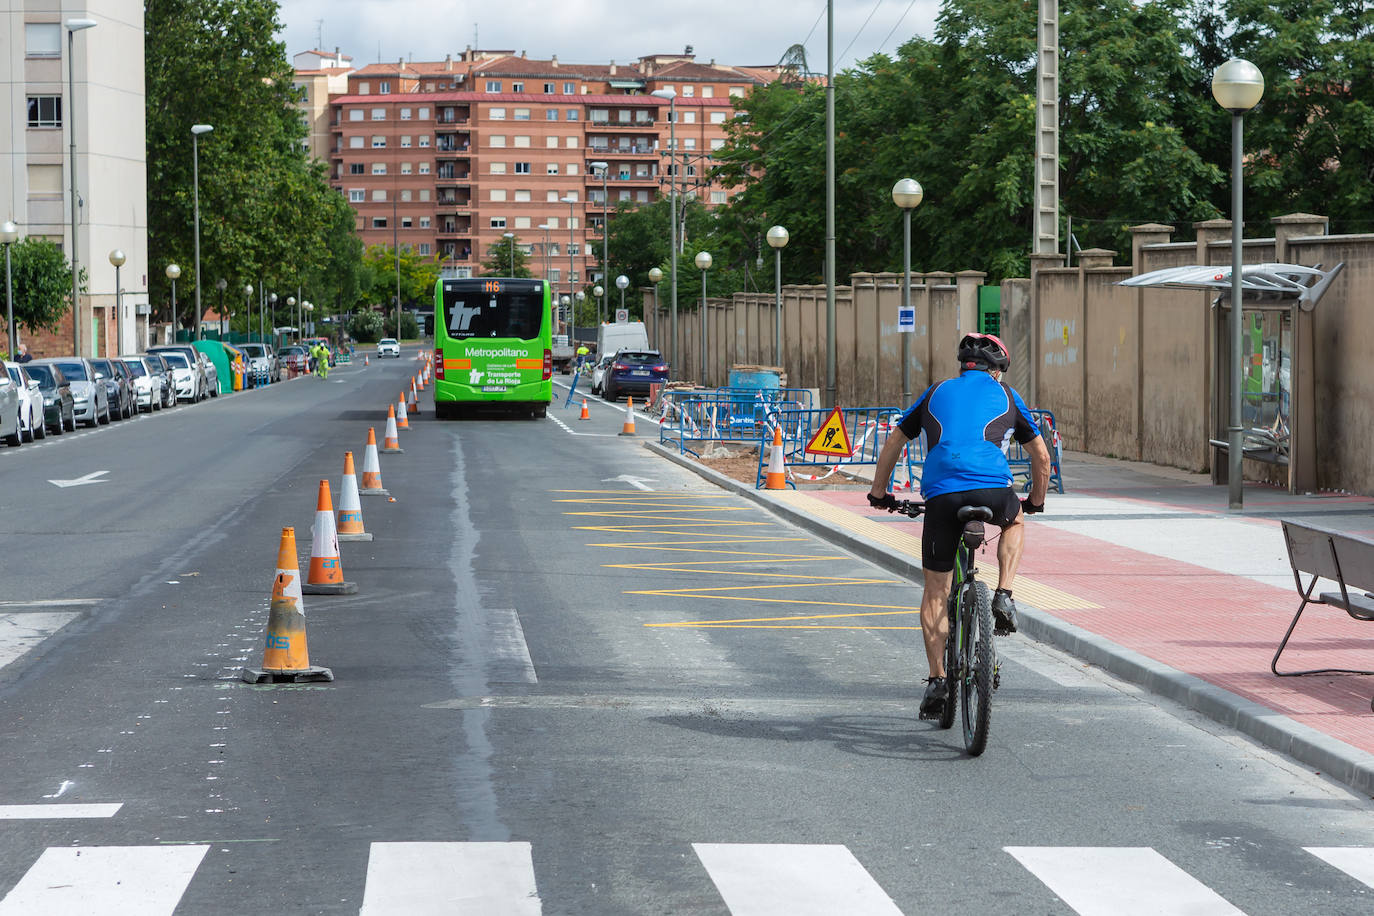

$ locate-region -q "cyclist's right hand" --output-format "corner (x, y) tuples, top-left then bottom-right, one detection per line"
(1021, 497), (1044, 515)
(867, 492), (898, 511)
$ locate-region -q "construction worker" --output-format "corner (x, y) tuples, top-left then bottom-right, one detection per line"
(576, 343), (590, 371)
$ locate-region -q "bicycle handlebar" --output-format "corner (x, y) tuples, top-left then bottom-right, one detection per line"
(889, 499), (926, 518)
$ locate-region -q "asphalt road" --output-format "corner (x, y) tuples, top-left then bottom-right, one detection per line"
(0, 355), (1372, 914)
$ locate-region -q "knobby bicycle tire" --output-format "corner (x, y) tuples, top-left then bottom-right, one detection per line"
(962, 580), (994, 756)
(939, 590), (958, 730)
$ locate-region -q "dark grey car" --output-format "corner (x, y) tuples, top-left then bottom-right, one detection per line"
(90, 358), (135, 420)
(36, 358), (109, 427)
(23, 362), (76, 433)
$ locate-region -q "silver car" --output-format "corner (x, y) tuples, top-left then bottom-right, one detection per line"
(40, 357), (110, 426)
(0, 365), (21, 446)
(237, 343), (280, 384)
(4, 361), (46, 441)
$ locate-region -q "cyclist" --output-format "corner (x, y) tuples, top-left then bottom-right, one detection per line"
(867, 333), (1051, 720)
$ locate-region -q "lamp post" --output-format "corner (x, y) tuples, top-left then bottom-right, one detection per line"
(648, 267), (663, 356)
(165, 264), (180, 342)
(593, 285), (604, 327)
(108, 249), (125, 352)
(66, 18), (97, 356)
(590, 160), (609, 325)
(651, 88), (678, 372)
(268, 292), (277, 341)
(891, 178), (924, 405)
(287, 295), (296, 342)
(243, 284), (254, 340)
(765, 225), (789, 367)
(3, 222), (19, 358)
(503, 231), (515, 275)
(190, 124), (213, 340)
(560, 294), (570, 336)
(1212, 57), (1264, 511)
(694, 251), (711, 384)
(615, 274), (629, 315)
(537, 223), (552, 290)
(215, 277), (227, 334)
(561, 195), (577, 344)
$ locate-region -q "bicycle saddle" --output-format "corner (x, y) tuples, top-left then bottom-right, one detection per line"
(958, 505), (994, 549)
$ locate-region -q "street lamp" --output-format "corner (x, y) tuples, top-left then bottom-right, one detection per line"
(694, 251), (711, 384)
(593, 284), (604, 326)
(190, 124), (213, 340)
(165, 263), (181, 341)
(216, 277), (227, 334)
(648, 267), (663, 352)
(891, 178), (924, 405)
(287, 296), (296, 340)
(503, 231), (515, 275)
(66, 17), (97, 356)
(651, 88), (678, 372)
(590, 160), (609, 325)
(243, 284), (254, 341)
(537, 223), (552, 290)
(3, 222), (19, 358)
(268, 292), (277, 340)
(1212, 57), (1264, 511)
(615, 274), (629, 315)
(765, 225), (789, 367)
(560, 195), (577, 344)
(108, 249), (125, 352)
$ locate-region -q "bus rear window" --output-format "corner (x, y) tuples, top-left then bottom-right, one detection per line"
(443, 290), (543, 341)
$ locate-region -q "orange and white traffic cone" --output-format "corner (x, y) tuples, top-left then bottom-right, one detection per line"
(360, 428), (389, 496)
(396, 392), (410, 429)
(364, 354), (370, 367)
(619, 397), (637, 436)
(408, 378), (419, 416)
(416, 370), (426, 391)
(303, 479), (357, 595)
(383, 405), (404, 454)
(765, 426), (787, 490)
(579, 399), (590, 421)
(241, 527), (333, 683)
(337, 452), (372, 542)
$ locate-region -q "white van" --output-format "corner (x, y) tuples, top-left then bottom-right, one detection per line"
(595, 321), (649, 362)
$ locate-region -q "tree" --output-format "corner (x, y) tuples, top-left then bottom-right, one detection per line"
(3, 238), (83, 334)
(479, 235), (533, 277)
(384, 311), (419, 339)
(348, 309), (384, 343)
(361, 244), (441, 310)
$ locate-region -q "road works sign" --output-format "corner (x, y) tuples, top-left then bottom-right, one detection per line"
(804, 407), (854, 458)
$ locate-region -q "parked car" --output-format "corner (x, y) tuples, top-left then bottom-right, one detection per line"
(590, 354), (614, 396)
(601, 349), (669, 402)
(119, 355), (161, 412)
(197, 350), (220, 397)
(144, 353), (177, 408)
(89, 358), (135, 420)
(0, 365), (21, 446)
(148, 345), (208, 401)
(4, 361), (46, 441)
(22, 361), (75, 433)
(280, 345), (308, 376)
(238, 342), (280, 383)
(377, 337), (400, 358)
(39, 357), (109, 426)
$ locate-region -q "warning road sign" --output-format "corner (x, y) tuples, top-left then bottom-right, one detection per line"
(805, 407), (854, 457)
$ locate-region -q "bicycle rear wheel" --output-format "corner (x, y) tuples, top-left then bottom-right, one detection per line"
(939, 591), (958, 730)
(961, 580), (994, 755)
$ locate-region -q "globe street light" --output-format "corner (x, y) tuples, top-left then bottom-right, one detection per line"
(268, 292), (277, 342)
(66, 18), (97, 356)
(589, 160), (609, 325)
(593, 284), (604, 326)
(765, 225), (789, 367)
(287, 295), (296, 341)
(1212, 57), (1264, 511)
(891, 178), (924, 405)
(2, 221), (19, 358)
(694, 251), (711, 384)
(615, 274), (629, 315)
(191, 124), (213, 340)
(648, 267), (664, 361)
(503, 231), (515, 275)
(108, 249), (125, 352)
(651, 88), (678, 371)
(243, 284), (254, 341)
(165, 263), (181, 341)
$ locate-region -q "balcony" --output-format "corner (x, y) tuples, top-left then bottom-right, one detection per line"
(587, 118), (656, 131)
(585, 143), (658, 158)
(434, 172), (472, 186)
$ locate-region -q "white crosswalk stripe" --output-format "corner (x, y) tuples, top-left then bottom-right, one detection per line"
(1005, 846), (1246, 915)
(0, 612), (80, 672)
(1305, 847), (1374, 889)
(0, 804), (121, 819)
(358, 841), (542, 915)
(0, 845), (208, 915)
(693, 843), (903, 916)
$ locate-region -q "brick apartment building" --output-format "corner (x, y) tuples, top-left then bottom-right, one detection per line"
(295, 48), (784, 302)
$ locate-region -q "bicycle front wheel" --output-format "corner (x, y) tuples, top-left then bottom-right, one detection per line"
(961, 580), (994, 756)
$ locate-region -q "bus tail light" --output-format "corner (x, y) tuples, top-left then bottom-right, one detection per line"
(434, 348), (445, 380)
(543, 349), (553, 381)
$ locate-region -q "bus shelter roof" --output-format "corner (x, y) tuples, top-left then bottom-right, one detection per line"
(1118, 262), (1343, 310)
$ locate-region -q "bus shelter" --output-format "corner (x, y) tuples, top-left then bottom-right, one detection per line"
(1120, 262), (1343, 494)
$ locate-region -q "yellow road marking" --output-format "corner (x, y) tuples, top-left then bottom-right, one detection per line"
(585, 538), (812, 549)
(574, 522), (772, 532)
(602, 557), (844, 568)
(648, 608), (919, 626)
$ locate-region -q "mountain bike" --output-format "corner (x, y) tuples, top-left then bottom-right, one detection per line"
(890, 499), (999, 756)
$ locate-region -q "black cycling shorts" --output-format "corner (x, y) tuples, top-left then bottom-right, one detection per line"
(920, 486), (1022, 572)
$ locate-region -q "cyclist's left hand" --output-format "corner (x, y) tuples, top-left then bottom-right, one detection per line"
(867, 492), (898, 511)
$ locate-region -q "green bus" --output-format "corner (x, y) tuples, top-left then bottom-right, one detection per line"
(433, 277), (553, 418)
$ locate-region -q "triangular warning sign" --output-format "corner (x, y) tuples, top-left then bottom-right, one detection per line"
(805, 406), (853, 457)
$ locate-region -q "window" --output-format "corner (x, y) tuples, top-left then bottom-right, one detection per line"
(662, 85), (674, 95)
(372, 163), (387, 175)
(547, 190), (560, 202)
(547, 217), (559, 229)
(514, 162), (531, 174)
(371, 135), (386, 147)
(566, 109), (579, 121)
(490, 189), (507, 202)
(546, 163), (559, 175)
(419, 190), (430, 201)
(418, 135), (430, 147)
(565, 191), (579, 202)
(400, 190), (412, 201)
(637, 190), (649, 202)
(418, 243), (432, 255)
(371, 107), (386, 120)
(512, 81), (524, 92)
(489, 107), (506, 120)
(563, 82), (575, 94)
(514, 108), (530, 120)
(729, 86), (746, 98)
(683, 85), (695, 97)
(490, 162), (507, 174)
(379, 81), (391, 94)
(566, 163), (579, 176)
(514, 135), (531, 148)
(400, 135), (412, 148)
(514, 189), (531, 202)
(710, 111), (727, 124)
(619, 190), (630, 201)
(418, 107), (429, 119)
(26, 96), (61, 128)
(710, 138), (725, 150)
(702, 86), (714, 98)
(400, 162), (412, 174)
(618, 109), (631, 123)
(546, 136), (559, 149)
(546, 108), (559, 121)
(568, 244), (580, 256)
(358, 82), (371, 95)
(686, 165), (696, 176)
(349, 136), (364, 148)
(549, 268), (561, 281)
(372, 217), (387, 228)
(489, 135), (507, 148)
(348, 189), (365, 202)
(684, 138), (696, 149)
(566, 136), (578, 148)
(490, 217), (507, 228)
(515, 216), (531, 229)
(349, 162), (364, 174)
(349, 108), (364, 121)
(543, 82), (555, 94)
(683, 111), (696, 124)
(711, 190), (727, 204)
(25, 23), (60, 57)
(590, 108), (608, 123)
(401, 216), (412, 227)
(418, 162), (430, 174)
(485, 80), (502, 92)
(569, 217), (579, 229)
(400, 107), (412, 120)
(419, 217), (431, 228)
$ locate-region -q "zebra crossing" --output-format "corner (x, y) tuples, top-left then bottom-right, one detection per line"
(1, 836), (1371, 913)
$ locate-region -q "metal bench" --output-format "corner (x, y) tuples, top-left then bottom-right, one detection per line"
(1272, 520), (1374, 679)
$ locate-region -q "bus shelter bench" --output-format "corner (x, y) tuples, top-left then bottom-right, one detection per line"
(1272, 520), (1374, 678)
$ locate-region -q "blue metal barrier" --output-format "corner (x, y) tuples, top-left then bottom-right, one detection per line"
(660, 395), (808, 456)
(752, 407), (920, 489)
(1007, 408), (1065, 493)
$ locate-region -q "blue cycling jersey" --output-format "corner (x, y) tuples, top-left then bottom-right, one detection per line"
(897, 370), (1041, 498)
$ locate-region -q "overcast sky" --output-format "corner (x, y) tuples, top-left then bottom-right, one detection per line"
(277, 0), (942, 74)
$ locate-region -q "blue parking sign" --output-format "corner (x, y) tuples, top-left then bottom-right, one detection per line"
(897, 306), (916, 333)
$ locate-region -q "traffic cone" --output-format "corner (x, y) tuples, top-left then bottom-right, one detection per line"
(396, 392), (410, 429)
(416, 369), (426, 391)
(765, 426), (787, 490)
(360, 428), (389, 496)
(241, 527), (333, 683)
(579, 399), (590, 420)
(383, 405), (404, 453)
(337, 452), (373, 542)
(619, 397), (637, 436)
(303, 479), (357, 595)
(408, 378), (419, 416)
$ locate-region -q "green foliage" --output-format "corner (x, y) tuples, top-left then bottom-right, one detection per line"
(348, 309), (384, 342)
(4, 238), (82, 333)
(479, 235), (533, 277)
(361, 244), (441, 310)
(384, 311), (419, 339)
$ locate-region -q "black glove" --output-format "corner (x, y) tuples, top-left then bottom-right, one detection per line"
(868, 492), (898, 511)
(1021, 498), (1044, 515)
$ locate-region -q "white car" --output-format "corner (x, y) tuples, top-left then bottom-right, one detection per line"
(590, 354), (614, 396)
(4, 361), (46, 440)
(0, 363), (22, 446)
(377, 338), (400, 358)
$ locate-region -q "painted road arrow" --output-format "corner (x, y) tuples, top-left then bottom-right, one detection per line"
(48, 470), (109, 489)
(601, 475), (656, 491)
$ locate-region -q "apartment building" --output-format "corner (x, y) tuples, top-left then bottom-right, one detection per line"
(292, 48), (353, 163)
(2, 0), (149, 356)
(310, 48), (782, 299)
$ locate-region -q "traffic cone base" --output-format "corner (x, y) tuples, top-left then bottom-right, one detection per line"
(241, 529), (333, 684)
(303, 480), (358, 595)
(359, 428), (390, 495)
(619, 397), (637, 436)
